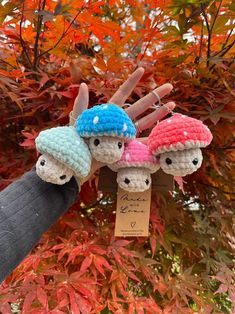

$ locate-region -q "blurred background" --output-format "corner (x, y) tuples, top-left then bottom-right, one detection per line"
(0, 0), (234, 313)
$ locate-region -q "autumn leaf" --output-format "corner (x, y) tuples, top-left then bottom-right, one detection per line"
(22, 292), (36, 314)
(36, 286), (48, 309)
(0, 0), (234, 313)
(20, 130), (38, 149)
(93, 255), (112, 276)
(80, 255), (93, 273)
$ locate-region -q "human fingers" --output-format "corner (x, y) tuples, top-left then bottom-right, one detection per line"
(135, 101), (176, 133)
(69, 83), (89, 126)
(109, 67), (144, 106)
(125, 83), (173, 120)
(137, 137), (148, 144)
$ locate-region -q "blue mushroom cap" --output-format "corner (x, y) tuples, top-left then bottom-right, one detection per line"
(35, 126), (92, 178)
(75, 104), (136, 139)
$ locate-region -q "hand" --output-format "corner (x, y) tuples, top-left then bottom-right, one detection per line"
(69, 67), (176, 184)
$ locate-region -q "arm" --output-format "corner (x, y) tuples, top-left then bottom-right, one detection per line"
(0, 68), (174, 283)
(0, 168), (79, 283)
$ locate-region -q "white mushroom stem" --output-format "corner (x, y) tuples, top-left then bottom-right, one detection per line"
(88, 136), (125, 164)
(117, 167), (151, 192)
(160, 148), (203, 176)
(36, 153), (74, 185)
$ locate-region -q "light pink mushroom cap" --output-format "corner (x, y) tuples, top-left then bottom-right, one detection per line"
(109, 140), (160, 173)
(148, 114), (213, 155)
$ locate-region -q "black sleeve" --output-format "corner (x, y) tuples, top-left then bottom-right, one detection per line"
(0, 168), (79, 282)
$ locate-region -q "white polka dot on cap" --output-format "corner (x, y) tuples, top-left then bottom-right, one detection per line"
(122, 123), (127, 132)
(93, 116), (99, 124)
(125, 153), (130, 161)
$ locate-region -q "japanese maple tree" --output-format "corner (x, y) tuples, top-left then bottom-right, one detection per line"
(0, 0), (234, 313)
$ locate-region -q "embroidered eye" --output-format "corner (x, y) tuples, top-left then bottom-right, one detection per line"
(124, 178), (130, 184)
(165, 158), (172, 165)
(40, 160), (45, 166)
(145, 179), (150, 185)
(94, 139), (100, 146)
(60, 175), (67, 180)
(118, 142), (122, 149)
(192, 158), (198, 165)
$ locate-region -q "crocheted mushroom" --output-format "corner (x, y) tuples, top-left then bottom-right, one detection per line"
(109, 140), (160, 192)
(75, 104), (136, 164)
(147, 114), (213, 176)
(35, 126), (92, 185)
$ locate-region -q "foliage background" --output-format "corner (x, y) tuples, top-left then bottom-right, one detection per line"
(0, 0), (234, 313)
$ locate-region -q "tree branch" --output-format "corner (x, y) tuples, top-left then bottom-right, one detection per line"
(222, 26), (234, 50)
(33, 0), (46, 70)
(210, 0), (223, 34)
(205, 146), (235, 151)
(198, 19), (203, 61)
(210, 14), (234, 59)
(37, 9), (82, 60)
(198, 182), (235, 195)
(0, 59), (17, 69)
(219, 38), (235, 57)
(200, 4), (211, 67)
(19, 3), (33, 68)
(203, 1), (234, 72)
(209, 38), (235, 71)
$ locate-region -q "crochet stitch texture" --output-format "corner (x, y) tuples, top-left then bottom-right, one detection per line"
(88, 136), (124, 164)
(110, 140), (159, 173)
(160, 148), (203, 176)
(148, 113), (213, 155)
(75, 103), (136, 139)
(117, 167), (152, 193)
(35, 126), (92, 178)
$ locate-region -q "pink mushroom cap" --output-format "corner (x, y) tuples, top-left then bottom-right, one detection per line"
(147, 114), (213, 155)
(109, 140), (160, 173)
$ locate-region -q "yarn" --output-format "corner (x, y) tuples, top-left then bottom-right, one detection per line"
(160, 148), (203, 176)
(147, 114), (212, 177)
(76, 103), (136, 139)
(117, 167), (151, 192)
(109, 140), (160, 192)
(148, 113), (212, 155)
(35, 126), (92, 179)
(110, 140), (160, 173)
(88, 136), (125, 163)
(36, 153), (74, 185)
(75, 104), (136, 164)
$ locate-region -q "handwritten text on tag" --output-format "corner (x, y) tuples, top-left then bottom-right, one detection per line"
(115, 187), (151, 237)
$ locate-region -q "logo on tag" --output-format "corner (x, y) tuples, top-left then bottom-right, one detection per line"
(115, 187), (151, 237)
(130, 222), (136, 228)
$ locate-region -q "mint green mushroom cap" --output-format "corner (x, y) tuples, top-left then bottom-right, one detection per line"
(35, 126), (92, 178)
